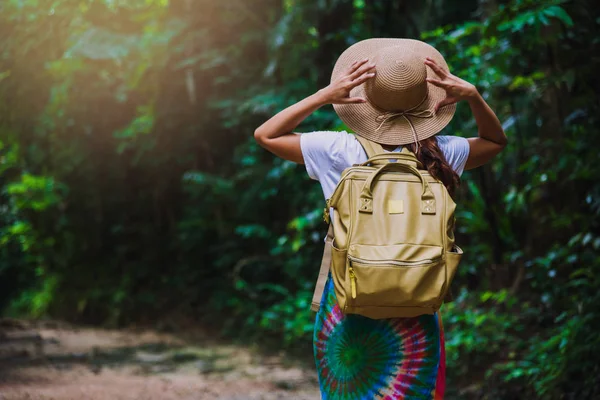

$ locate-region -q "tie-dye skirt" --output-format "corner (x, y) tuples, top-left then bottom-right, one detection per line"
(313, 273), (446, 400)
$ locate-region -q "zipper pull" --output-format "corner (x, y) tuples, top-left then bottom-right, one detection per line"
(349, 266), (357, 299)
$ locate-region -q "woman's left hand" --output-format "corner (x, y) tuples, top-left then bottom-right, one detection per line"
(424, 57), (479, 112)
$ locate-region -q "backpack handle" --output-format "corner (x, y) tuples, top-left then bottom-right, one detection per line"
(359, 163), (436, 215)
(360, 153), (424, 169)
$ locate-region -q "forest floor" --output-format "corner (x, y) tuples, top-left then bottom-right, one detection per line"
(0, 320), (320, 400)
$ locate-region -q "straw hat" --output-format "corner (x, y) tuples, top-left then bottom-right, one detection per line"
(331, 38), (456, 146)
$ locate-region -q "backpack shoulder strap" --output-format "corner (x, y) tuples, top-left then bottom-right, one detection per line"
(400, 147), (415, 156)
(355, 135), (423, 168)
(354, 135), (386, 158)
(310, 224), (334, 313)
(355, 135), (418, 158)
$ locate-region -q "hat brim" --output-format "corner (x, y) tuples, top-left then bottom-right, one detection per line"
(332, 38), (456, 146)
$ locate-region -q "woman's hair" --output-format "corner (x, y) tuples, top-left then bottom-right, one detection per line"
(404, 137), (460, 196)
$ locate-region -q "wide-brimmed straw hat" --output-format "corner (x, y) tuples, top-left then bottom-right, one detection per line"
(331, 38), (456, 146)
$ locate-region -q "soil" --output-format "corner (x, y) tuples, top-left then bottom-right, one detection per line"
(0, 320), (320, 400)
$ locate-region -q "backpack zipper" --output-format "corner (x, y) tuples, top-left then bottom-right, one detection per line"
(347, 256), (441, 300)
(348, 255), (441, 267)
(349, 266), (357, 299)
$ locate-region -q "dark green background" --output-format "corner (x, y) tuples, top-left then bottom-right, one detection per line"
(1, 0), (599, 398)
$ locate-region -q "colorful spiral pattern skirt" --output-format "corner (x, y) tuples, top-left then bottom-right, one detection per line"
(313, 273), (446, 400)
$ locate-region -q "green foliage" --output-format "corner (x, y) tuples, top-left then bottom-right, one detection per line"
(6, 174), (64, 211)
(1, 0), (599, 398)
(419, 0), (600, 397)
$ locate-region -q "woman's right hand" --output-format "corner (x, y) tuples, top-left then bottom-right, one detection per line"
(317, 59), (376, 105)
(254, 60), (375, 164)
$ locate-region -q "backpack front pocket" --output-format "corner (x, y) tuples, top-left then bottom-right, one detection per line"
(346, 244), (445, 308)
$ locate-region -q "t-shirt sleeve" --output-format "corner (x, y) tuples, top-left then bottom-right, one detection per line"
(436, 135), (470, 176)
(300, 131), (345, 181)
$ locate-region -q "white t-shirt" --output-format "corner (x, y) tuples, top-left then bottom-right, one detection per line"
(300, 131), (470, 200)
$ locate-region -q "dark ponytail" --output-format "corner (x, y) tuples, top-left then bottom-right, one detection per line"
(405, 137), (461, 197)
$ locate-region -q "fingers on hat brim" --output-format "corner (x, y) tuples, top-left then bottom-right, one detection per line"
(351, 72), (376, 86)
(349, 63), (376, 81)
(424, 58), (448, 77)
(425, 78), (446, 88)
(339, 97), (367, 104)
(347, 59), (370, 75)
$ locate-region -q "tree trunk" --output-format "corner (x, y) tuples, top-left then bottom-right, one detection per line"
(316, 0), (354, 89)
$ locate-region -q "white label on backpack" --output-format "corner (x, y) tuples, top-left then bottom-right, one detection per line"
(388, 200), (404, 214)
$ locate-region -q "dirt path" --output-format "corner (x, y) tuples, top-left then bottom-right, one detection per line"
(0, 321), (320, 400)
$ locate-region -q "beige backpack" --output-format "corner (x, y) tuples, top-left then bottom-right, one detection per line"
(310, 136), (463, 319)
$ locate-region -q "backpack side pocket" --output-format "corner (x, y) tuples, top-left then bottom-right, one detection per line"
(441, 245), (463, 303)
(331, 242), (349, 312)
